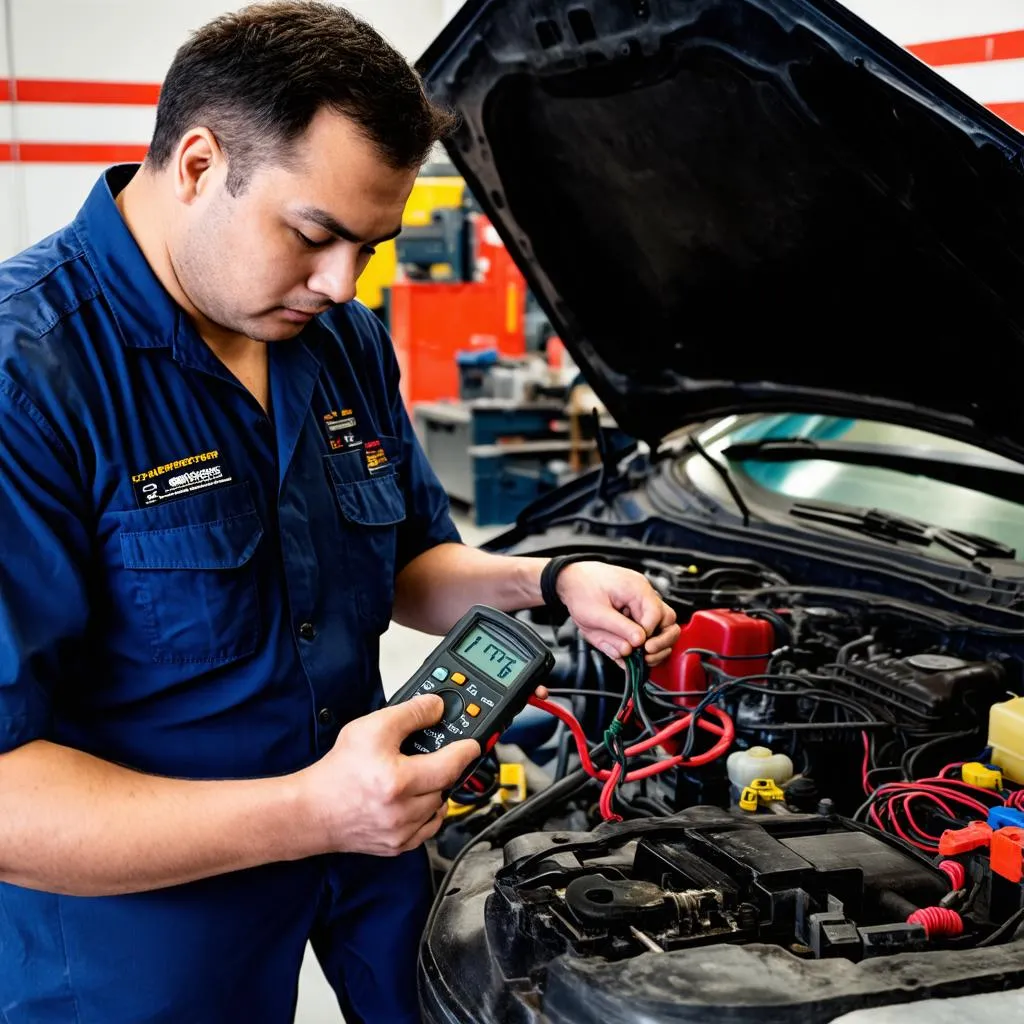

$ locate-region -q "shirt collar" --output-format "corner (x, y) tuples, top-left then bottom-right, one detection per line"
(72, 164), (325, 386)
(73, 164), (181, 349)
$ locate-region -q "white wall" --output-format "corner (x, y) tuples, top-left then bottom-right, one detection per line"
(0, 0), (450, 258)
(0, 0), (1023, 259)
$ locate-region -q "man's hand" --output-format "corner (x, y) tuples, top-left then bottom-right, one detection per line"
(297, 695), (479, 858)
(556, 562), (680, 666)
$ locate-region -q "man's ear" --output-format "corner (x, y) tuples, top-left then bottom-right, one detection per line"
(171, 128), (224, 204)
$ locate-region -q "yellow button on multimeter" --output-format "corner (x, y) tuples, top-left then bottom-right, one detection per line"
(387, 606), (554, 780)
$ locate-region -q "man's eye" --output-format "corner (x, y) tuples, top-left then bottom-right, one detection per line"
(295, 231), (331, 249)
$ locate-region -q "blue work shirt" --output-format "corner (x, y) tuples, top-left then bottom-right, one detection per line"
(0, 166), (459, 1022)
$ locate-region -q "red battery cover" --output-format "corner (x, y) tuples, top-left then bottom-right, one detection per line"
(649, 610), (774, 753)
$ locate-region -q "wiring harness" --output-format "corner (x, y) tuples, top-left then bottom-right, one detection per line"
(853, 756), (1023, 854)
(531, 649), (735, 821)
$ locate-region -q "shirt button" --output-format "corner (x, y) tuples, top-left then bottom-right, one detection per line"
(299, 622), (316, 641)
(318, 707), (333, 726)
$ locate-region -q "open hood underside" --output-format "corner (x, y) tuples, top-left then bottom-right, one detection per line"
(420, 0), (1024, 460)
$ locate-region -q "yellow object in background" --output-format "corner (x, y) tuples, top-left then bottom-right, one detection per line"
(355, 174), (465, 310)
(498, 762), (527, 805)
(961, 761), (1003, 790)
(989, 697), (1024, 784)
(444, 761), (528, 819)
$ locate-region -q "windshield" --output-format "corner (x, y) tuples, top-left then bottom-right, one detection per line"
(698, 414), (1024, 558)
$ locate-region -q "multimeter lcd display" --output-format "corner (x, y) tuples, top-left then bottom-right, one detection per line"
(455, 624), (525, 684)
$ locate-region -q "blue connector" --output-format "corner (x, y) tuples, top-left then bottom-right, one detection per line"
(988, 806), (1024, 831)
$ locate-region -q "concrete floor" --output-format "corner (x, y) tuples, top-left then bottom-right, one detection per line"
(295, 512), (500, 1022)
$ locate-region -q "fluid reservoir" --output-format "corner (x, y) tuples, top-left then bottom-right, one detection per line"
(649, 609), (775, 755)
(727, 746), (795, 790)
(989, 697), (1024, 785)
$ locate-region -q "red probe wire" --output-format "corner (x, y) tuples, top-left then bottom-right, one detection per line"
(528, 695), (735, 821)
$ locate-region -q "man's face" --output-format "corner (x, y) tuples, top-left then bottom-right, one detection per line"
(172, 109), (417, 343)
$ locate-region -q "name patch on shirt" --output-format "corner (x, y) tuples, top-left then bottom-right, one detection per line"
(130, 450), (233, 508)
(364, 439), (389, 474)
(323, 409), (363, 452)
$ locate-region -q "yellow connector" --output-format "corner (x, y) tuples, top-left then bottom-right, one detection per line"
(750, 778), (786, 802)
(961, 762), (1003, 790)
(739, 786), (760, 812)
(739, 778), (786, 812)
(445, 798), (476, 819)
(497, 763), (527, 805)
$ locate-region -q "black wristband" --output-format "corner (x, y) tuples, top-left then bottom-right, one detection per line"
(540, 554), (606, 615)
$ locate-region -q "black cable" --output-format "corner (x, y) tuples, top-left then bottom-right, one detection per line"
(554, 632), (591, 781)
(976, 906), (1024, 948)
(552, 723), (572, 782)
(642, 678), (882, 729)
(676, 647), (777, 662)
(592, 647), (608, 727)
(900, 729), (979, 780)
(546, 688), (628, 701)
(747, 607), (792, 645)
(738, 720), (888, 731)
(628, 651), (659, 741)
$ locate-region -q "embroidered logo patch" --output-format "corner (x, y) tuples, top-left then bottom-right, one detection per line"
(323, 409), (362, 452)
(364, 439), (389, 473)
(130, 450), (233, 507)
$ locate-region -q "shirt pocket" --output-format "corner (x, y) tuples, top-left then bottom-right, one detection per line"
(117, 482), (264, 665)
(325, 437), (406, 633)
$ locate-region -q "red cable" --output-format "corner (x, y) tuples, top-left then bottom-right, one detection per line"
(900, 795), (944, 847)
(938, 860), (966, 890)
(937, 762), (964, 778)
(886, 795), (939, 852)
(528, 697), (734, 783)
(872, 781), (990, 817)
(907, 907), (963, 938)
(528, 696), (735, 821)
(861, 731), (872, 796)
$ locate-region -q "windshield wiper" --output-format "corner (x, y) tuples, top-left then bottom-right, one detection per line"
(722, 437), (1024, 506)
(789, 502), (1017, 562)
(688, 433), (751, 526)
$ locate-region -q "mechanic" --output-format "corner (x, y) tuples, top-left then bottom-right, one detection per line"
(0, 3), (680, 1022)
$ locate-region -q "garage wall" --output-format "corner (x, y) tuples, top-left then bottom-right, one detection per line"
(847, 0), (1024, 126)
(0, 0), (449, 258)
(0, 0), (1022, 260)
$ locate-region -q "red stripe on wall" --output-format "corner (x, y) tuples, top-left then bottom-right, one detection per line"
(0, 81), (9, 102)
(989, 101), (1024, 131)
(907, 29), (1024, 67)
(0, 143), (149, 163)
(14, 79), (160, 105)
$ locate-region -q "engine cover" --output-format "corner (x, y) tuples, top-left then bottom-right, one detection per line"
(420, 808), (1024, 1024)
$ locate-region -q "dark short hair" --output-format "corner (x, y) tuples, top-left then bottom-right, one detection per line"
(147, 0), (456, 193)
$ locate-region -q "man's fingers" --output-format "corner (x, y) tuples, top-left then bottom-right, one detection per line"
(400, 803), (449, 853)
(581, 605), (647, 651)
(583, 628), (634, 661)
(645, 647), (674, 667)
(407, 737), (481, 795)
(645, 622), (680, 655)
(371, 694), (444, 745)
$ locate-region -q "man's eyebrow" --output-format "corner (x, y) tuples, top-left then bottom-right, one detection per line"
(295, 206), (402, 245)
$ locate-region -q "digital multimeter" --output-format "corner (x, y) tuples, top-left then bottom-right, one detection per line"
(387, 605), (554, 768)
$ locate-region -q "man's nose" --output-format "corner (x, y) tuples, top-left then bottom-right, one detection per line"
(307, 248), (359, 306)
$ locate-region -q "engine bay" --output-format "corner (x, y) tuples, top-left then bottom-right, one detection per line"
(424, 527), (1024, 1024)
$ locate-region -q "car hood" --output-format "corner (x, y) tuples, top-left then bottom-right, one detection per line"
(418, 0), (1024, 460)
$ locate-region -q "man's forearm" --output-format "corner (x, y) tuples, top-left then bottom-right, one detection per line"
(392, 543), (546, 634)
(0, 739), (317, 896)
